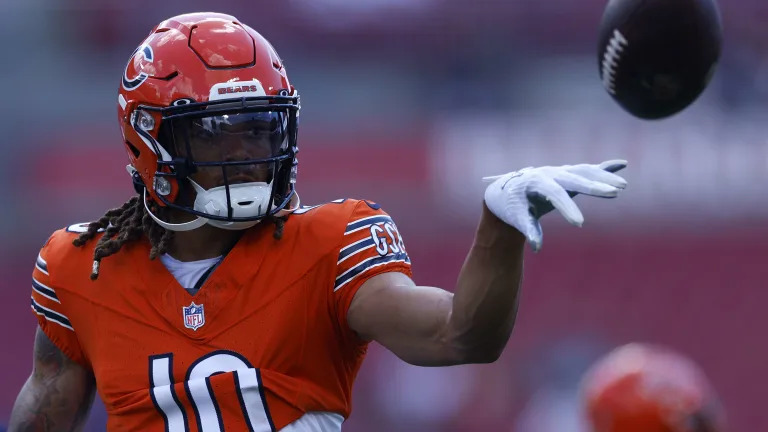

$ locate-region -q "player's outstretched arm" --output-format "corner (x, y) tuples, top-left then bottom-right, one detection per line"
(348, 160), (627, 367)
(348, 204), (524, 366)
(9, 327), (96, 432)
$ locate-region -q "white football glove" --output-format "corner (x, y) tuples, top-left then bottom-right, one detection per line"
(483, 160), (628, 252)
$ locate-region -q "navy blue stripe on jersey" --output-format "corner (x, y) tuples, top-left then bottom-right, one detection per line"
(35, 254), (48, 274)
(32, 278), (59, 303)
(334, 252), (410, 291)
(292, 199), (348, 215)
(31, 297), (73, 330)
(337, 237), (376, 264)
(345, 215), (392, 234)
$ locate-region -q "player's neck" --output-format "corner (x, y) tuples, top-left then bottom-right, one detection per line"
(166, 225), (243, 262)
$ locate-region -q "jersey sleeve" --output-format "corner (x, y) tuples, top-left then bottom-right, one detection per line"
(332, 200), (413, 336)
(30, 233), (88, 367)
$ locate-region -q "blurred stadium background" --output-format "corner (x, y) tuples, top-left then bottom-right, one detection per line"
(1, 1), (766, 431)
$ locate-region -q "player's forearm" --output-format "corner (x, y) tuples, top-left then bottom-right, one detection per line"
(9, 379), (92, 432)
(447, 203), (525, 363)
(9, 329), (96, 432)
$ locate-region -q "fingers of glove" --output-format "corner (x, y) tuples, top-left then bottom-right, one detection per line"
(529, 178), (584, 226)
(521, 216), (544, 252)
(565, 164), (628, 189)
(550, 170), (620, 198)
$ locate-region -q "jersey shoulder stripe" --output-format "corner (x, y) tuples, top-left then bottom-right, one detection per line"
(31, 297), (73, 331)
(334, 252), (410, 291)
(32, 277), (60, 303)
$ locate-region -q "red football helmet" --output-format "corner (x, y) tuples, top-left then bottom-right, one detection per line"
(118, 12), (300, 231)
(581, 343), (726, 432)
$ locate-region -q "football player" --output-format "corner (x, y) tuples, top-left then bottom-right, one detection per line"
(581, 343), (726, 432)
(9, 12), (628, 432)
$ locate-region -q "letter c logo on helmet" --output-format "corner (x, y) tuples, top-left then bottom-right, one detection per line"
(122, 45), (154, 91)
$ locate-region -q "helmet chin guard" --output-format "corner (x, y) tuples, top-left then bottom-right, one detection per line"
(190, 179), (273, 231)
(141, 185), (301, 232)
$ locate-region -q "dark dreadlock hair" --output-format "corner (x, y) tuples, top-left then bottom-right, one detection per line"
(73, 195), (286, 280)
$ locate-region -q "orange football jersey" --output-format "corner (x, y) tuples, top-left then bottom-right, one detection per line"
(29, 199), (412, 432)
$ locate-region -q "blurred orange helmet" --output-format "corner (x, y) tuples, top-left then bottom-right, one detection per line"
(580, 343), (725, 432)
(117, 12), (300, 231)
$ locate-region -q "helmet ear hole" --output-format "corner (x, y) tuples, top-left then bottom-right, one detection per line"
(126, 142), (141, 158)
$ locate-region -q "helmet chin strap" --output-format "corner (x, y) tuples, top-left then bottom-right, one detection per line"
(143, 189), (209, 232)
(276, 192), (301, 217)
(128, 165), (208, 232)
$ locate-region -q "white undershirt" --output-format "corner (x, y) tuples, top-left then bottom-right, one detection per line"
(159, 254), (223, 289)
(282, 412), (344, 431)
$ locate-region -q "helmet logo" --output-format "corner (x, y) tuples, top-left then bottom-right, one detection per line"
(217, 84), (260, 95)
(122, 45), (154, 91)
(209, 80), (266, 101)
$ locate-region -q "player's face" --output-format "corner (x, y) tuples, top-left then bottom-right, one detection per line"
(171, 112), (287, 190)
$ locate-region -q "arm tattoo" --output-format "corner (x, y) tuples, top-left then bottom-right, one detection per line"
(8, 328), (96, 432)
(32, 328), (66, 381)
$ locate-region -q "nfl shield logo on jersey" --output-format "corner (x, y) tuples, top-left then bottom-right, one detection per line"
(182, 302), (205, 331)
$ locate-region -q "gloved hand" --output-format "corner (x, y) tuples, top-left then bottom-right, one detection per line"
(483, 160), (628, 252)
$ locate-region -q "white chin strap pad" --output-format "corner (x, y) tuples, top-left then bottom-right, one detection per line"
(191, 180), (273, 220)
(190, 180), (272, 230)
